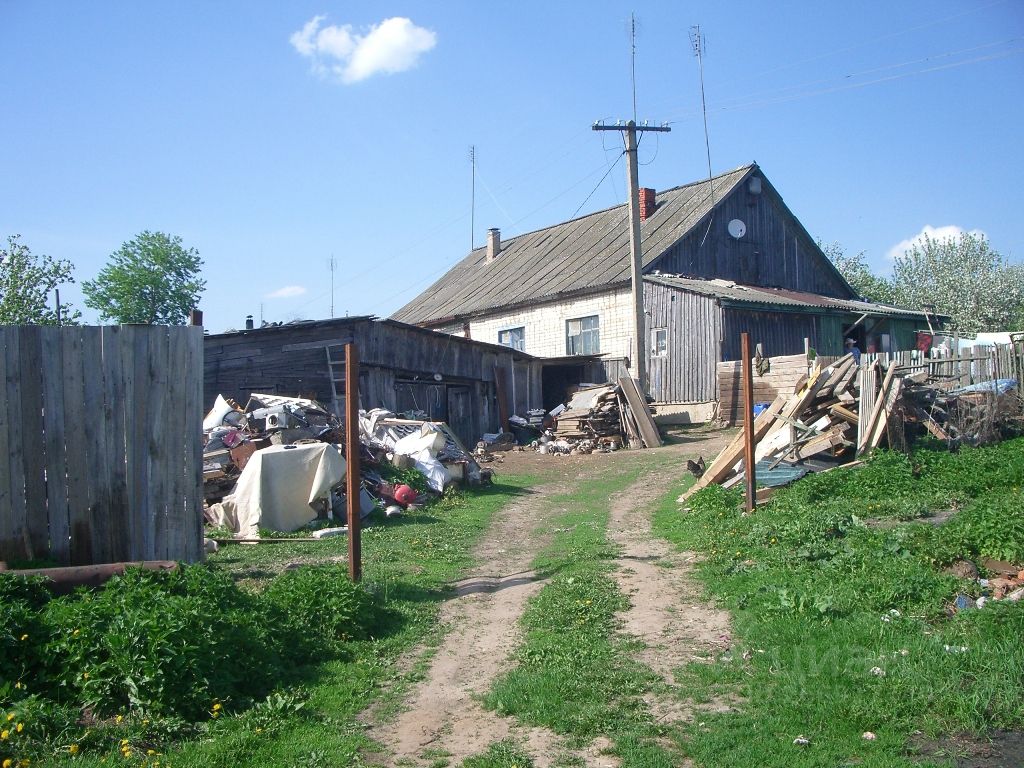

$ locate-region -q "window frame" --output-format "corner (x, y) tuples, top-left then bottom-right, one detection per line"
(497, 326), (526, 352)
(566, 314), (600, 356)
(651, 327), (668, 357)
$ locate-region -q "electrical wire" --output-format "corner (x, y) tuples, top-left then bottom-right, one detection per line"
(570, 151), (626, 220)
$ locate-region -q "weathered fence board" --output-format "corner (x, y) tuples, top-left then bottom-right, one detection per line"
(0, 325), (203, 566)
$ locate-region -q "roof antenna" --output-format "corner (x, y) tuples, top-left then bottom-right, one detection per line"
(691, 25), (717, 249)
(469, 145), (476, 252)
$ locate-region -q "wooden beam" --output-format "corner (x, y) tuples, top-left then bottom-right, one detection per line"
(741, 333), (757, 513)
(345, 342), (362, 582)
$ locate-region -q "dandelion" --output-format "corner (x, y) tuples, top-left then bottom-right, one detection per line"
(212, 703), (222, 712)
(121, 739), (129, 747)
(73, 629), (80, 636)
(15, 723), (22, 733)
(19, 634), (27, 641)
(4, 714), (12, 722)
(141, 719), (149, 725)
(147, 749), (156, 756)
(82, 672), (89, 680)
(69, 744), (80, 755)
(115, 715), (124, 724)
(2, 759), (10, 768)
(1, 729), (8, 740)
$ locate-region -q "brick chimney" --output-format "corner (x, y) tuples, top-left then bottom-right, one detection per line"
(486, 228), (501, 262)
(639, 188), (656, 221)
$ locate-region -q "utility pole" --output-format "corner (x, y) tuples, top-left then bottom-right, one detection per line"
(592, 120), (670, 392)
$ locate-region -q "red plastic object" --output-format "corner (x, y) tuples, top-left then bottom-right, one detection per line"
(394, 484), (417, 505)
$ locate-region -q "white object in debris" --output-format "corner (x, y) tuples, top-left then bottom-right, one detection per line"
(204, 395), (238, 431)
(862, 732), (876, 741)
(311, 526), (348, 539)
(204, 538), (219, 554)
(385, 504), (403, 518)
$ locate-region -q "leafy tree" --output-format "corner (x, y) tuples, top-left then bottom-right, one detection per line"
(83, 231), (205, 324)
(889, 232), (1024, 334)
(0, 234), (81, 325)
(820, 241), (895, 304)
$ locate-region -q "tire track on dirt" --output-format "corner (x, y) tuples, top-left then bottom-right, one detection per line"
(366, 480), (613, 768)
(606, 435), (737, 730)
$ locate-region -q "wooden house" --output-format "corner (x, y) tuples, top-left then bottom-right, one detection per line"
(393, 164), (935, 417)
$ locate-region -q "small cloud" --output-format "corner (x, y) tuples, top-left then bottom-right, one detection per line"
(886, 224), (987, 260)
(289, 16), (437, 84)
(265, 285), (307, 299)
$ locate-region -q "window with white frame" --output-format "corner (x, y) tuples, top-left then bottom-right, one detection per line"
(652, 327), (668, 356)
(566, 315), (600, 355)
(498, 326), (526, 352)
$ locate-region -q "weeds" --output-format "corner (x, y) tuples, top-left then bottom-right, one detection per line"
(654, 438), (1024, 766)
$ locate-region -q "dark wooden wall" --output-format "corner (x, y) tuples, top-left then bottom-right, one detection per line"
(644, 282), (722, 403)
(204, 319), (538, 446)
(649, 173), (853, 299)
(721, 308), (846, 361)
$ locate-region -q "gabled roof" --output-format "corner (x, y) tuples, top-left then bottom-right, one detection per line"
(645, 274), (934, 320)
(392, 164), (756, 326)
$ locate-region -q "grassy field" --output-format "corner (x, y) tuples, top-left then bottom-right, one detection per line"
(653, 439), (1024, 767)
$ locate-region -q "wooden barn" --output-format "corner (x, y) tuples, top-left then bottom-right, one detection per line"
(203, 317), (620, 445)
(392, 163), (937, 418)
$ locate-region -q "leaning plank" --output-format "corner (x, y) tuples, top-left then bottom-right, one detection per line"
(865, 374), (904, 452)
(617, 377), (662, 447)
(678, 394), (786, 502)
(916, 407), (950, 441)
(856, 362), (879, 454)
(829, 404), (859, 425)
(786, 423), (851, 462)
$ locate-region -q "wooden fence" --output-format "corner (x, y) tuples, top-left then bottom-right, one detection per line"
(1, 325), (204, 566)
(822, 344), (1021, 388)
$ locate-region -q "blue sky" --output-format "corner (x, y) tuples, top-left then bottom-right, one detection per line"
(2, 1), (1022, 333)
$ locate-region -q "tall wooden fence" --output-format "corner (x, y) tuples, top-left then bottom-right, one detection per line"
(822, 345), (1021, 388)
(0, 325), (204, 566)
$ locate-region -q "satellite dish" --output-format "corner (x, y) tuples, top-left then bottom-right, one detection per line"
(433, 373), (443, 382)
(728, 219), (747, 239)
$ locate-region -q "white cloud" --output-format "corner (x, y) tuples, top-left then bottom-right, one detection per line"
(886, 224), (987, 261)
(265, 285), (307, 299)
(289, 16), (437, 84)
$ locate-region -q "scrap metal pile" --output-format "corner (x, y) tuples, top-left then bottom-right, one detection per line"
(681, 352), (1021, 502)
(202, 395), (483, 537)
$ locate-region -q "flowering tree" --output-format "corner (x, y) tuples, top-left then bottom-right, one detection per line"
(889, 232), (1024, 334)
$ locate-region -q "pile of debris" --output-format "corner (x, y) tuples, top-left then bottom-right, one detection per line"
(531, 378), (662, 455)
(681, 352), (1021, 502)
(203, 394), (343, 503)
(202, 395), (485, 539)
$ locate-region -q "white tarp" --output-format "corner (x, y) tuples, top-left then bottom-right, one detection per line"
(211, 442), (345, 536)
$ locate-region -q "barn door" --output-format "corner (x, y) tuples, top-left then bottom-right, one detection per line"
(446, 386), (474, 447)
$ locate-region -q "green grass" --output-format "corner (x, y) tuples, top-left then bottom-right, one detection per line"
(653, 439), (1024, 767)
(482, 459), (687, 768)
(3, 477), (535, 768)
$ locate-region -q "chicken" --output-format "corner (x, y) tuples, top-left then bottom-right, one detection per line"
(686, 455), (706, 478)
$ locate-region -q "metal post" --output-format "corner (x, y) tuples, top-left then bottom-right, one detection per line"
(345, 342), (362, 582)
(741, 332), (757, 513)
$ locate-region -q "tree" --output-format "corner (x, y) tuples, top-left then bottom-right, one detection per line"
(0, 234), (81, 325)
(83, 231), (206, 325)
(819, 241), (896, 304)
(889, 232), (1024, 334)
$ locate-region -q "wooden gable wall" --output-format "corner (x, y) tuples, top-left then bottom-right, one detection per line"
(648, 172), (854, 299)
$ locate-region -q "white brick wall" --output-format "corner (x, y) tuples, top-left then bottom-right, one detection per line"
(448, 288), (636, 362)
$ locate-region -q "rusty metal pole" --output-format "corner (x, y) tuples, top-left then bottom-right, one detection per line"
(741, 332), (757, 513)
(345, 342), (362, 582)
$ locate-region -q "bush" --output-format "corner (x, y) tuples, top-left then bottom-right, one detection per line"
(262, 564), (375, 657)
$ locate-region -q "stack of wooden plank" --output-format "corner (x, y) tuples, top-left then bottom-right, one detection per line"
(553, 379), (662, 449)
(717, 352), (809, 425)
(680, 353), (879, 502)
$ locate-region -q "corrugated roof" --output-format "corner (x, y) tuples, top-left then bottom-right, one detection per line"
(392, 164), (756, 325)
(645, 274), (932, 318)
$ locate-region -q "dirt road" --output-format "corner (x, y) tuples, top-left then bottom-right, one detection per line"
(365, 428), (734, 767)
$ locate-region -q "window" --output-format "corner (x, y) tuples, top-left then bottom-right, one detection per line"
(652, 328), (668, 357)
(498, 326), (526, 352)
(566, 315), (600, 355)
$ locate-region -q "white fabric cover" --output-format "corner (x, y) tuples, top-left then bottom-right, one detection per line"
(215, 443), (345, 536)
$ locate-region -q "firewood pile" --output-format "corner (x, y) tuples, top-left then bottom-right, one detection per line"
(680, 352), (1021, 503)
(553, 378), (663, 450)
